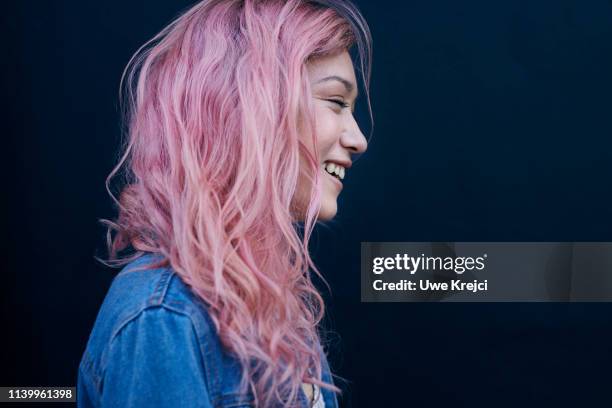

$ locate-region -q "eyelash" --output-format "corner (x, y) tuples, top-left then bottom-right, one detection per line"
(328, 99), (350, 109)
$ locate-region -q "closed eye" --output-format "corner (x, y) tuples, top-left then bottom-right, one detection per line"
(327, 99), (350, 109)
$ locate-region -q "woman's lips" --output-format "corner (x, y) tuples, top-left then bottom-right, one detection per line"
(322, 168), (343, 190)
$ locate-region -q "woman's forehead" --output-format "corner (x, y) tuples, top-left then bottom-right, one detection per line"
(307, 51), (356, 85)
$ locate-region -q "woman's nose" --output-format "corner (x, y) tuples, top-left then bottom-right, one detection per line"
(340, 114), (368, 154)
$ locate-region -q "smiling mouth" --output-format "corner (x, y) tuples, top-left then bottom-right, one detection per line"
(321, 162), (345, 180)
(321, 168), (343, 190)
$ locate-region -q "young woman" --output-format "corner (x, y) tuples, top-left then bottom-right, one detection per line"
(78, 0), (372, 406)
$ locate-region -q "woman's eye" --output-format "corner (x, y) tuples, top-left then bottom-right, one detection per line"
(327, 99), (349, 109)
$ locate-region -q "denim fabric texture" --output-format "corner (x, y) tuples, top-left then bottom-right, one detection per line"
(78, 253), (339, 408)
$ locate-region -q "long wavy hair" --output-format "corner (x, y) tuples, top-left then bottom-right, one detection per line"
(100, 0), (371, 405)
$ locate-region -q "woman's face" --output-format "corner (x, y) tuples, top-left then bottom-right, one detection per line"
(292, 50), (368, 221)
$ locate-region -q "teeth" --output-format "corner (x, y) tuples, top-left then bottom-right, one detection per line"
(323, 162), (345, 180)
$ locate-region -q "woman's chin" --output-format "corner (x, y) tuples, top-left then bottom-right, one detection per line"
(317, 199), (338, 221)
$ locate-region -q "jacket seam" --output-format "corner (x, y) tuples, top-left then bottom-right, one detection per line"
(147, 266), (174, 306)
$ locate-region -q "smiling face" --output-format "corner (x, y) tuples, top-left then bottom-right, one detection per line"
(291, 50), (368, 221)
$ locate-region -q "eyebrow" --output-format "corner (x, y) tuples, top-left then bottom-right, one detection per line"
(314, 75), (358, 97)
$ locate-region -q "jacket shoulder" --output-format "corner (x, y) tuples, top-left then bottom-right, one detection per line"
(91, 253), (215, 340)
(79, 254), (220, 391)
(104, 254), (213, 321)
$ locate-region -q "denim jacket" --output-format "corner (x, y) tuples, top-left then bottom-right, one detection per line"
(78, 253), (339, 408)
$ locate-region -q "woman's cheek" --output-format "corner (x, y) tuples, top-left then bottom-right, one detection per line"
(314, 108), (340, 149)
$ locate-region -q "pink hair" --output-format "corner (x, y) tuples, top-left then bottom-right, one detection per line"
(101, 0), (371, 405)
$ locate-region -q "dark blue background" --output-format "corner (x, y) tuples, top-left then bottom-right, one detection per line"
(3, 1), (612, 406)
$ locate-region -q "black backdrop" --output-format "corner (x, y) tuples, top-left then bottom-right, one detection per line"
(3, 1), (612, 406)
